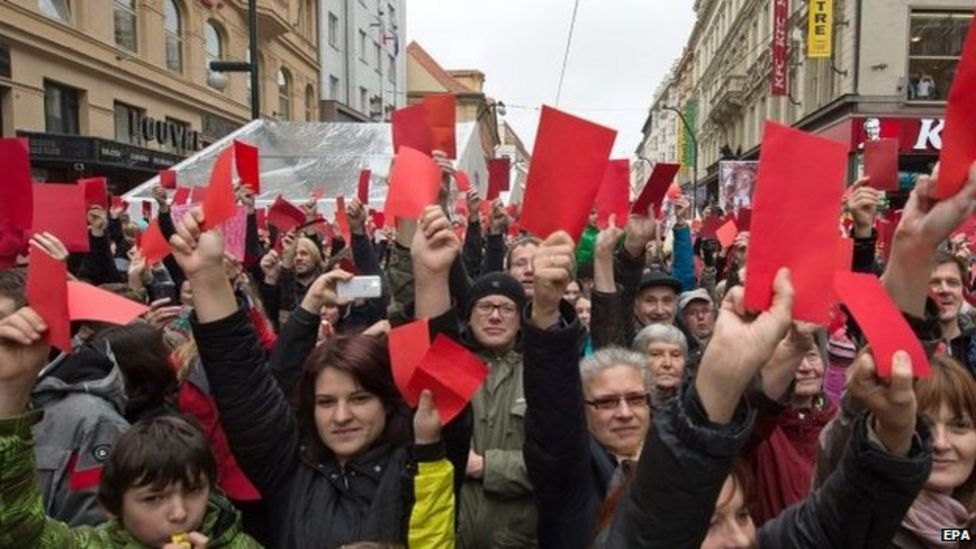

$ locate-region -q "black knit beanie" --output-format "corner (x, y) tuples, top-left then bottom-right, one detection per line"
(466, 273), (527, 320)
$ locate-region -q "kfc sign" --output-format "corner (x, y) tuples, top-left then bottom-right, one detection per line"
(770, 0), (789, 96)
(854, 117), (944, 153)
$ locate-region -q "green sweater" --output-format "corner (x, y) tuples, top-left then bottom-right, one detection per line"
(0, 411), (262, 548)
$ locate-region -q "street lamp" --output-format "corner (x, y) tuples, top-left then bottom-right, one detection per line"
(209, 0), (259, 120)
(659, 105), (699, 213)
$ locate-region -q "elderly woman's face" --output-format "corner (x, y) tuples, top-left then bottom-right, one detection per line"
(645, 340), (686, 390)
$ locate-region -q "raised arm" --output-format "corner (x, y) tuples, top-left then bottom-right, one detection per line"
(170, 208), (301, 496)
(591, 219), (627, 350)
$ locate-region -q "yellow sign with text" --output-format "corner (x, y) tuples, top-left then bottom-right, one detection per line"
(808, 0), (833, 58)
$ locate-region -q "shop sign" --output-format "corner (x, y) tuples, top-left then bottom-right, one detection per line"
(771, 0), (789, 96)
(808, 0), (833, 58)
(853, 117), (945, 153)
(128, 112), (202, 152)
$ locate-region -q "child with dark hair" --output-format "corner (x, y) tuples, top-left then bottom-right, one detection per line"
(0, 306), (259, 548)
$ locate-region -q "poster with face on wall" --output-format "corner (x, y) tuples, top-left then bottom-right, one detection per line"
(719, 161), (759, 214)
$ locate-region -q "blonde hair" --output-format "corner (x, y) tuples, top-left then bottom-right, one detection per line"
(296, 237), (323, 268)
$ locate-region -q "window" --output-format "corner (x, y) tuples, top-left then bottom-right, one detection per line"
(359, 30), (367, 61)
(114, 101), (143, 145)
(305, 85), (316, 121)
(328, 12), (339, 48)
(387, 53), (395, 84)
(277, 68), (292, 120)
(388, 4), (396, 29)
(374, 41), (381, 73)
(360, 86), (368, 112)
(39, 0), (70, 22)
(300, 0), (315, 39)
(907, 11), (974, 101)
(164, 0), (183, 73)
(43, 80), (79, 135)
(205, 21), (222, 89)
(329, 75), (340, 100)
(114, 0), (137, 51)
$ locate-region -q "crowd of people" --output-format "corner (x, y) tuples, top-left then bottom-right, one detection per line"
(2, 147), (976, 549)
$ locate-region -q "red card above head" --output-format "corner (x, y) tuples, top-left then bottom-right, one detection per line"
(189, 185), (208, 204)
(864, 139), (900, 191)
(715, 219), (739, 249)
(595, 159), (631, 229)
(384, 147), (441, 220)
(255, 208), (268, 231)
(159, 169), (177, 190)
(141, 201), (152, 220)
(391, 104), (432, 155)
(520, 106), (617, 240)
(172, 187), (191, 206)
(79, 177), (108, 210)
(234, 140), (260, 194)
(934, 9), (976, 199)
(388, 319), (431, 402)
(109, 195), (126, 211)
(335, 196), (351, 243)
(66, 281), (149, 324)
(0, 138), (33, 231)
(406, 334), (488, 423)
(370, 210), (386, 229)
(744, 122), (847, 324)
(203, 147), (237, 229)
(26, 245), (71, 353)
(632, 163), (681, 218)
(835, 237), (854, 273)
(735, 208), (753, 232)
(358, 169), (372, 204)
(423, 94), (457, 159)
(140, 217), (171, 266)
(268, 195), (306, 232)
(833, 271), (930, 378)
(699, 216), (724, 239)
(32, 183), (89, 253)
(455, 170), (472, 193)
(488, 158), (511, 200)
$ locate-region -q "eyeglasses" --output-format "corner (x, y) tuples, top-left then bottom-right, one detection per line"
(473, 302), (519, 318)
(585, 393), (651, 411)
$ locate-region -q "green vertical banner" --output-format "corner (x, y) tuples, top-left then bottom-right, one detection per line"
(682, 100), (698, 168)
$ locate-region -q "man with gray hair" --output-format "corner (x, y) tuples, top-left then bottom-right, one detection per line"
(632, 323), (688, 401)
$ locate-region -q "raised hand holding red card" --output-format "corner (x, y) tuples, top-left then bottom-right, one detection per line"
(384, 147), (441, 220)
(26, 242), (71, 353)
(864, 139), (899, 192)
(594, 159), (631, 229)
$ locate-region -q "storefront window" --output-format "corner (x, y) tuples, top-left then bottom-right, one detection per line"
(114, 102), (143, 145)
(44, 80), (79, 135)
(907, 11), (973, 101)
(39, 0), (70, 23)
(114, 0), (137, 52)
(164, 0), (183, 73)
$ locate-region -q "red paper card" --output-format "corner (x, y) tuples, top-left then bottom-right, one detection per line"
(833, 271), (930, 378)
(203, 147), (237, 229)
(110, 195), (126, 211)
(173, 186), (191, 206)
(335, 196), (351, 243)
(455, 170), (472, 193)
(389, 319), (430, 401)
(594, 159), (631, 229)
(32, 183), (89, 253)
(26, 245), (71, 352)
(835, 237), (854, 273)
(520, 106), (616, 240)
(189, 186), (208, 204)
(159, 169), (177, 190)
(699, 216), (724, 239)
(406, 334), (488, 423)
(716, 219), (739, 249)
(735, 208), (753, 232)
(358, 169), (372, 204)
(66, 281), (149, 324)
(0, 138), (33, 231)
(141, 201), (152, 220)
(935, 8), (976, 199)
(80, 177), (108, 209)
(864, 139), (899, 191)
(140, 218), (170, 266)
(370, 210), (386, 229)
(391, 104), (432, 155)
(423, 95), (457, 159)
(234, 140), (260, 194)
(384, 147), (441, 220)
(744, 122), (847, 324)
(632, 163), (681, 218)
(487, 158), (511, 200)
(268, 195), (306, 232)
(256, 208), (268, 230)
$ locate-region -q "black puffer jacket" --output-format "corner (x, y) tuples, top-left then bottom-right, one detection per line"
(192, 306), (471, 548)
(600, 383), (932, 548)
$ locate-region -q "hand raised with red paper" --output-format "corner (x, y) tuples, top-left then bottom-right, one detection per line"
(87, 207), (108, 238)
(531, 231), (576, 329)
(595, 215), (623, 262)
(29, 232), (68, 263)
(411, 205), (460, 279)
(0, 307), (50, 417)
(169, 209), (225, 280)
(413, 389), (443, 445)
(347, 198), (367, 236)
(259, 250), (281, 285)
(488, 200), (510, 236)
(847, 349), (918, 457)
(624, 204), (658, 258)
(300, 269), (354, 315)
(846, 178), (882, 239)
(696, 268), (795, 423)
(466, 188), (482, 220)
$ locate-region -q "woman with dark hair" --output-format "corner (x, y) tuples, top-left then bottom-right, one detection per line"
(95, 323), (178, 423)
(169, 206), (470, 548)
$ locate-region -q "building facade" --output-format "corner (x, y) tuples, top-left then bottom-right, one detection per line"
(0, 0), (319, 192)
(318, 0), (405, 122)
(635, 0), (972, 205)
